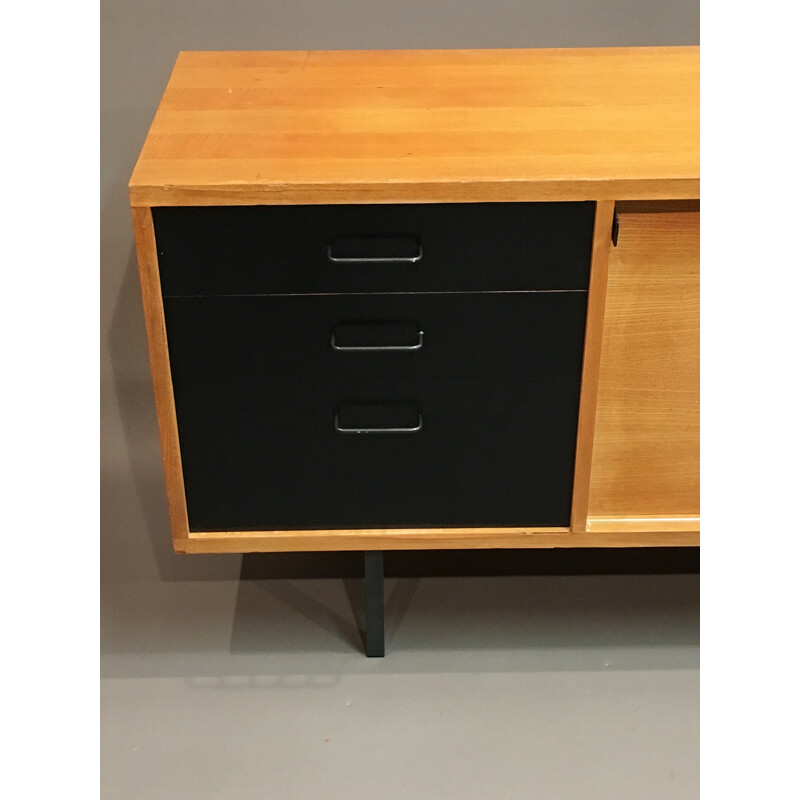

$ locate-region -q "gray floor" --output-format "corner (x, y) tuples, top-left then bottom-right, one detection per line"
(101, 571), (699, 799)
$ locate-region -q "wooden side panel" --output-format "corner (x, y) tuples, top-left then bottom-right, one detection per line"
(131, 207), (190, 543)
(570, 201), (615, 531)
(587, 202), (699, 518)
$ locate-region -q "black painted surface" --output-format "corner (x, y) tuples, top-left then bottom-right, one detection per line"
(172, 376), (582, 530)
(364, 552), (385, 658)
(239, 548), (701, 580)
(163, 292), (588, 382)
(157, 201), (595, 533)
(153, 202), (595, 296)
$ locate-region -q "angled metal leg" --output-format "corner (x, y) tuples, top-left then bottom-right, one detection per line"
(364, 551), (385, 657)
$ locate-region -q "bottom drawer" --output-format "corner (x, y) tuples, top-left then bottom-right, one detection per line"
(174, 377), (582, 531)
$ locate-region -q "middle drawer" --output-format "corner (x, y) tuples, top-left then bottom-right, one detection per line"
(163, 291), (588, 382)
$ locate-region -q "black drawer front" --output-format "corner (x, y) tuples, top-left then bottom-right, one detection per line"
(173, 377), (582, 531)
(153, 202), (595, 296)
(163, 292), (587, 382)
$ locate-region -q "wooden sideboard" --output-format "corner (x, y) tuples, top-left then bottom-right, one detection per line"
(130, 47), (699, 653)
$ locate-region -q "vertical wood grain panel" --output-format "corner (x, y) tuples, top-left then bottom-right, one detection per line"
(131, 207), (190, 543)
(570, 201), (616, 531)
(587, 203), (699, 518)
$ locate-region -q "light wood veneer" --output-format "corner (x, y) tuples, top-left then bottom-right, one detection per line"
(587, 201), (700, 524)
(130, 47), (699, 207)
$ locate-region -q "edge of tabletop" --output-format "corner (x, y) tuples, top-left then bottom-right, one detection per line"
(128, 178), (701, 207)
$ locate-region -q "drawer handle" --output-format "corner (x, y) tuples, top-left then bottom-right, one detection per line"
(334, 413), (423, 435)
(330, 330), (424, 352)
(326, 241), (423, 264)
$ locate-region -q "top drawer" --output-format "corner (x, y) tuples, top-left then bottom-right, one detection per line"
(153, 202), (595, 296)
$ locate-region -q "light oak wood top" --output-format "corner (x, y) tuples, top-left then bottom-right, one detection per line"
(129, 47), (699, 206)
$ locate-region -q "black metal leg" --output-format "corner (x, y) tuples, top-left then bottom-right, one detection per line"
(364, 551), (385, 657)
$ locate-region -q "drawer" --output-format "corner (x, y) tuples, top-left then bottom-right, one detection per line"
(173, 377), (582, 531)
(153, 202), (595, 296)
(163, 292), (587, 382)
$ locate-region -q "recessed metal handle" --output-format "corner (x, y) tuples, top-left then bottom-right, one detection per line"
(326, 244), (423, 264)
(334, 413), (423, 434)
(330, 331), (423, 352)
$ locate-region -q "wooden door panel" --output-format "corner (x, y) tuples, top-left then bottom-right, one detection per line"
(588, 201), (699, 519)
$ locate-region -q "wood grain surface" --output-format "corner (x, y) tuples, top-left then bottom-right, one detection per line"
(587, 202), (700, 518)
(570, 201), (615, 532)
(179, 525), (699, 554)
(131, 207), (190, 542)
(129, 47), (699, 206)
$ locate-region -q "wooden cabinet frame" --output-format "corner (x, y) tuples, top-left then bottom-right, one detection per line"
(130, 47), (699, 554)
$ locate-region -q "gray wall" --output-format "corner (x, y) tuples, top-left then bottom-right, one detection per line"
(100, 1), (699, 584)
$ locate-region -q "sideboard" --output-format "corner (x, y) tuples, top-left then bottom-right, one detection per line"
(130, 47), (699, 655)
